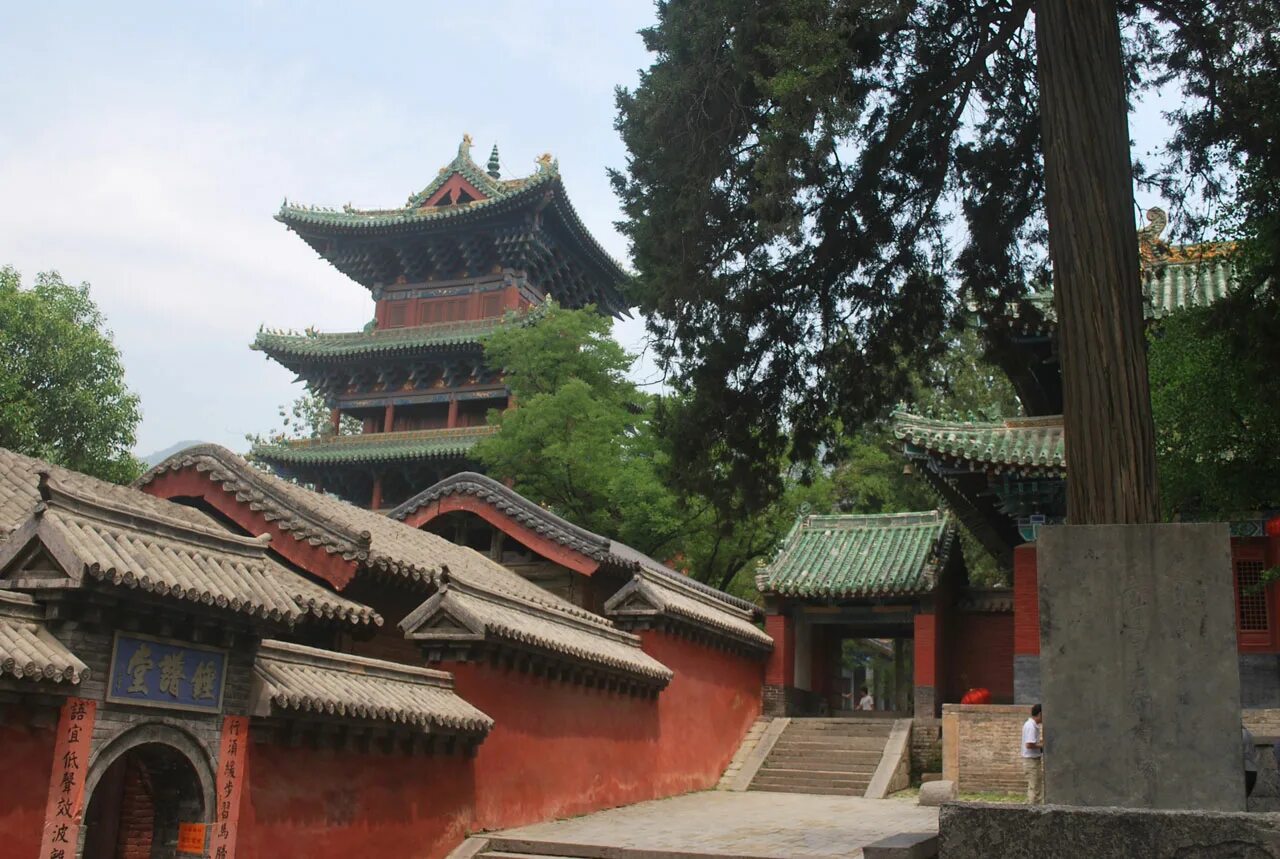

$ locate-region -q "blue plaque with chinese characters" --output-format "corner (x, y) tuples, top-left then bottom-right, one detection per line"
(106, 633), (227, 713)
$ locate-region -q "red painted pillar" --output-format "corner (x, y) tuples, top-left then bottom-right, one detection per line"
(330, 408), (341, 435)
(370, 474), (383, 511)
(765, 613), (795, 688)
(914, 611), (937, 717)
(447, 398), (459, 429)
(1012, 542), (1041, 703)
(1013, 544), (1040, 656)
(384, 403), (396, 433)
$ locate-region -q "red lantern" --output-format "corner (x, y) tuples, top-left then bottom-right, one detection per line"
(960, 687), (991, 705)
(1266, 516), (1280, 538)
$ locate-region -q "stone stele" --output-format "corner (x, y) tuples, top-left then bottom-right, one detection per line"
(1038, 523), (1243, 810)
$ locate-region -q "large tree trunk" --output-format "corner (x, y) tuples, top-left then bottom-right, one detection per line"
(1036, 0), (1160, 525)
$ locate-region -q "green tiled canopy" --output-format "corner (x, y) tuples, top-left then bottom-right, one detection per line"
(758, 510), (954, 599)
(251, 426), (496, 467)
(893, 412), (1065, 474)
(253, 317), (507, 363)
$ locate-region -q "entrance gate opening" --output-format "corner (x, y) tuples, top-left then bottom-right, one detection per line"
(83, 742), (205, 859)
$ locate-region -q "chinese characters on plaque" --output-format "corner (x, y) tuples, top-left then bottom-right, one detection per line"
(107, 633), (227, 713)
(39, 697), (97, 859)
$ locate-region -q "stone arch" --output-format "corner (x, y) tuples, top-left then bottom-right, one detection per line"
(83, 719), (217, 823)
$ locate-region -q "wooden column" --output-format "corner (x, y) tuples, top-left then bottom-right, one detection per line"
(447, 398), (459, 429)
(370, 474), (383, 511)
(330, 408), (341, 435)
(383, 403), (396, 433)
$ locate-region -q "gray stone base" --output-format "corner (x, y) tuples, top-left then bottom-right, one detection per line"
(1242, 654), (1280, 709)
(914, 684), (937, 719)
(762, 684), (824, 716)
(939, 802), (1280, 858)
(1013, 654), (1040, 705)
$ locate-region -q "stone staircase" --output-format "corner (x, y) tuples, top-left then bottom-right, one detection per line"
(747, 717), (895, 796)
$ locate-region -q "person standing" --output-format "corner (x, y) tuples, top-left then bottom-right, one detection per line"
(1022, 704), (1044, 804)
(858, 686), (875, 711)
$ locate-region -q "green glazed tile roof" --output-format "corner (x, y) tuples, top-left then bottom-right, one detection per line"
(1004, 210), (1236, 329)
(253, 317), (508, 363)
(251, 426), (497, 467)
(758, 510), (953, 599)
(893, 412), (1065, 473)
(276, 136), (560, 230)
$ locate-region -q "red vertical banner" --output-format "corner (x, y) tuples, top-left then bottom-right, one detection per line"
(39, 697), (97, 859)
(208, 715), (248, 859)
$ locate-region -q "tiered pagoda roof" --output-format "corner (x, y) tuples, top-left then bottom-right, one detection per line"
(254, 316), (512, 369)
(757, 510), (955, 600)
(252, 426), (497, 469)
(276, 136), (630, 315)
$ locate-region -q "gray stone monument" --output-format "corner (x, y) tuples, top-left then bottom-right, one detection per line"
(1037, 522), (1243, 810)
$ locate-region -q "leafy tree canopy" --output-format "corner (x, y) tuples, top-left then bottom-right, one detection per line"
(0, 266), (142, 483)
(612, 0), (1271, 516)
(1149, 307), (1280, 518)
(476, 303), (1016, 593)
(245, 389), (360, 450)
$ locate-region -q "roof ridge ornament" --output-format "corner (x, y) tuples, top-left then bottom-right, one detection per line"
(487, 144), (501, 179)
(458, 133), (473, 159)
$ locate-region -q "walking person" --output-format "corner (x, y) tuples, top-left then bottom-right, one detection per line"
(1022, 704), (1044, 804)
(857, 686), (875, 711)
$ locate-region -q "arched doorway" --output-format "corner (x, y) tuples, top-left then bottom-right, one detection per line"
(82, 741), (207, 859)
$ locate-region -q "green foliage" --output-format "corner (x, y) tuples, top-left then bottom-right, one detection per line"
(613, 0), (1270, 517)
(0, 266), (142, 483)
(476, 303), (1017, 592)
(1149, 307), (1280, 518)
(245, 390), (360, 450)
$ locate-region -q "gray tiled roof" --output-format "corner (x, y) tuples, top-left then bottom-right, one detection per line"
(604, 570), (773, 653)
(0, 590), (88, 684)
(251, 639), (492, 735)
(141, 447), (605, 622)
(392, 471), (762, 615)
(401, 578), (673, 688)
(0, 448), (379, 629)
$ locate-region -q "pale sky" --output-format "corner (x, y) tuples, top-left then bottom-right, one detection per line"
(0, 2), (1178, 457)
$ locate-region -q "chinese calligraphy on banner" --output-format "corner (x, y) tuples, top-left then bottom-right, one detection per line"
(39, 697), (97, 859)
(208, 715), (248, 859)
(107, 632), (227, 713)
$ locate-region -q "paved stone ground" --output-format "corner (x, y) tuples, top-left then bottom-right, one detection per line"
(491, 790), (939, 858)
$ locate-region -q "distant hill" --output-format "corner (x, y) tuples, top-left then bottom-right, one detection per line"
(141, 440), (206, 468)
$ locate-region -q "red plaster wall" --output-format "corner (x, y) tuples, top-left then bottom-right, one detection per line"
(0, 715), (55, 858)
(946, 613), (1015, 703)
(236, 743), (476, 859)
(449, 629), (763, 831)
(1012, 544), (1040, 656)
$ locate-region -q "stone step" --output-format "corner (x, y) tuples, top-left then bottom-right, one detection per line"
(778, 722), (890, 737)
(757, 768), (880, 778)
(765, 747), (885, 760)
(747, 788), (865, 798)
(770, 739), (889, 752)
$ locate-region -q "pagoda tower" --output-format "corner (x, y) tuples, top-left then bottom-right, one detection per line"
(252, 136), (630, 509)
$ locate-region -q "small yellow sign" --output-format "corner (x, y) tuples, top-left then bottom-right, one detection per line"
(177, 822), (207, 854)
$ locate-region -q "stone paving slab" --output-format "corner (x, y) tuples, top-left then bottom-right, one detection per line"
(489, 791), (940, 858)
